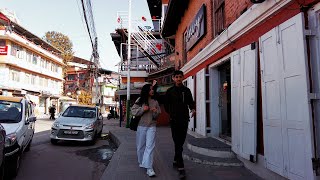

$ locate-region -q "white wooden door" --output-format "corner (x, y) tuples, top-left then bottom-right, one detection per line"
(239, 45), (257, 161)
(188, 76), (195, 131)
(231, 45), (258, 160)
(260, 13), (314, 179)
(196, 69), (206, 136)
(259, 24), (284, 176)
(231, 51), (241, 154)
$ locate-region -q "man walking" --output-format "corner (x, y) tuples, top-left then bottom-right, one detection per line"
(49, 105), (56, 120)
(164, 70), (196, 179)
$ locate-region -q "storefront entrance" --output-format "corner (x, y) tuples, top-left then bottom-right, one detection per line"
(210, 59), (232, 142)
(218, 62), (231, 140)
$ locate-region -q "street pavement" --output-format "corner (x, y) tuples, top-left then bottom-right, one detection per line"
(13, 117), (115, 180)
(101, 118), (262, 180)
(12, 116), (262, 180)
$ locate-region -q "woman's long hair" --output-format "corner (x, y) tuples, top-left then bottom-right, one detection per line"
(137, 84), (152, 105)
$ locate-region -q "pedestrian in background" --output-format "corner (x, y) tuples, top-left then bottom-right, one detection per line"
(164, 70), (196, 179)
(49, 105), (56, 120)
(131, 83), (161, 177)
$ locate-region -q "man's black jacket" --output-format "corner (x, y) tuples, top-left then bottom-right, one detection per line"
(164, 85), (195, 120)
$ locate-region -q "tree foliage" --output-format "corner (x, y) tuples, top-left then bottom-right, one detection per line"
(77, 90), (93, 105)
(43, 31), (74, 95)
(43, 31), (74, 64)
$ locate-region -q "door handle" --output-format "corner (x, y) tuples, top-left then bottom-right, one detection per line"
(250, 98), (254, 105)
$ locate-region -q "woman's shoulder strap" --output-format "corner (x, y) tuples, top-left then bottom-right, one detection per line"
(134, 97), (141, 104)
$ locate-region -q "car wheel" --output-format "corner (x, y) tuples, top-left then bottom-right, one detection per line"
(25, 139), (32, 152)
(51, 139), (58, 145)
(6, 151), (22, 178)
(97, 129), (102, 137)
(25, 132), (34, 152)
(89, 133), (97, 145)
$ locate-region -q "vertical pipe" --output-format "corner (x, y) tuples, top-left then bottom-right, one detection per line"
(125, 0), (132, 128)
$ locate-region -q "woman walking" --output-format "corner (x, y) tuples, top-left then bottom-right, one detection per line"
(131, 83), (161, 177)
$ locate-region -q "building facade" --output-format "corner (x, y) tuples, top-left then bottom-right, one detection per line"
(97, 69), (120, 114)
(0, 12), (64, 116)
(65, 56), (95, 96)
(161, 0), (320, 179)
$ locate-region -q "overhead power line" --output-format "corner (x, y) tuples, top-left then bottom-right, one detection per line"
(80, 0), (101, 104)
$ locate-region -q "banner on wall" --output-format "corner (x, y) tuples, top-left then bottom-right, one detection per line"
(0, 46), (8, 55)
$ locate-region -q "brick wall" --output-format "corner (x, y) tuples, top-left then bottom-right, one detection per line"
(175, 0), (213, 69)
(174, 0), (253, 69)
(225, 0), (253, 27)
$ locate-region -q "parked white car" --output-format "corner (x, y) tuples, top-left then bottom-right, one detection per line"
(0, 95), (36, 177)
(50, 105), (103, 145)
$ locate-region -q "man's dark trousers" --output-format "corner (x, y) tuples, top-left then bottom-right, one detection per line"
(50, 113), (55, 120)
(170, 119), (188, 169)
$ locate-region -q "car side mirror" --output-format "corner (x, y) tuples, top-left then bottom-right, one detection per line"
(28, 117), (36, 122)
(25, 117), (36, 125)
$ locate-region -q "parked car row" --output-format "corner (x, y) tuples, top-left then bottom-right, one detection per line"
(0, 95), (36, 179)
(0, 96), (104, 179)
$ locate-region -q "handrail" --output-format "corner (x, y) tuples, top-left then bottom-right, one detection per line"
(116, 11), (175, 70)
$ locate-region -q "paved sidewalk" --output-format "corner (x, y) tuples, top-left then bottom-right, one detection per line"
(101, 119), (262, 180)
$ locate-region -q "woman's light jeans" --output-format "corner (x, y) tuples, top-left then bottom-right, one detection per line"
(136, 126), (156, 169)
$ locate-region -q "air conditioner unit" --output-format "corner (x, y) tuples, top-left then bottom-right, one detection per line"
(250, 0), (265, 3)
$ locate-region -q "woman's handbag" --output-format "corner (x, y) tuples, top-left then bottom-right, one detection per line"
(129, 115), (141, 131)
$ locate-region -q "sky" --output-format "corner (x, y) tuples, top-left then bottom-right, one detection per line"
(2, 0), (152, 71)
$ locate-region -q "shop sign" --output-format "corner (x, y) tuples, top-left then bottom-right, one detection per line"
(185, 5), (206, 51)
(0, 46), (8, 55)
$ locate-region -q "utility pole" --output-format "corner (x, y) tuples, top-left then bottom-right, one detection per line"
(125, 0), (132, 128)
(93, 37), (100, 105)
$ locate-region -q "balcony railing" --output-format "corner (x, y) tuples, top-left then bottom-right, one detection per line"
(116, 11), (175, 75)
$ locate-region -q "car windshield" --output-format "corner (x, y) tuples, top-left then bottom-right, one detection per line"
(0, 100), (22, 123)
(62, 106), (96, 118)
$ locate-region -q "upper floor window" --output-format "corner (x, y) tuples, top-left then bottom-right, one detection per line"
(25, 74), (31, 84)
(79, 73), (86, 80)
(39, 77), (43, 87)
(214, 0), (225, 37)
(26, 51), (32, 63)
(40, 58), (45, 68)
(50, 63), (58, 73)
(67, 74), (76, 81)
(10, 70), (20, 82)
(31, 75), (36, 85)
(45, 60), (49, 69)
(0, 40), (5, 46)
(10, 43), (24, 59)
(43, 78), (48, 87)
(32, 54), (38, 65)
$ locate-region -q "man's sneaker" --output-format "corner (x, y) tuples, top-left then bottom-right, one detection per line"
(178, 169), (186, 179)
(146, 168), (156, 177)
(139, 164), (144, 168)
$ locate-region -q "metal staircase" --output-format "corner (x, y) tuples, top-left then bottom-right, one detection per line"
(117, 11), (174, 70)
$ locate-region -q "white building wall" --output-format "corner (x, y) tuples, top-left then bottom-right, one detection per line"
(0, 65), (9, 88)
(1, 42), (64, 96)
